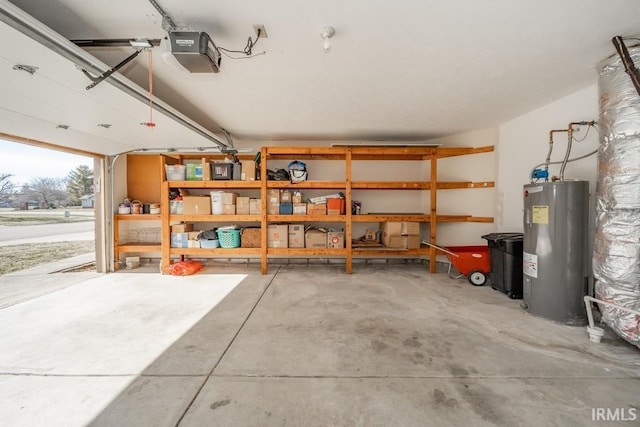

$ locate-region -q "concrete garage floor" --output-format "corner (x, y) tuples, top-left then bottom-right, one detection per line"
(0, 264), (638, 426)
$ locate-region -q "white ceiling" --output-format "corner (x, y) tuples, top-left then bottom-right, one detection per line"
(2, 0), (640, 154)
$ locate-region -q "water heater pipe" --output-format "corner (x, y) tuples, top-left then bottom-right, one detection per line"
(583, 295), (640, 343)
(559, 121), (597, 181)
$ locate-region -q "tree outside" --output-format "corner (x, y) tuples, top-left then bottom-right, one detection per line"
(0, 173), (17, 207)
(67, 165), (94, 206)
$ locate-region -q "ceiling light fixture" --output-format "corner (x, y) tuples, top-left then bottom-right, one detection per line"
(98, 123), (112, 128)
(320, 26), (335, 52)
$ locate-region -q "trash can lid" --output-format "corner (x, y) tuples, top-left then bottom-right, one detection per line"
(481, 232), (524, 242)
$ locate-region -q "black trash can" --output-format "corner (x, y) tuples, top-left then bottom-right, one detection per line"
(481, 233), (524, 299)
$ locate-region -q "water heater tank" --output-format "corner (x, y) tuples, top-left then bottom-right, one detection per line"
(522, 180), (589, 325)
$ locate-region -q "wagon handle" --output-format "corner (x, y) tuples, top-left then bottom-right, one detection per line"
(421, 240), (460, 257)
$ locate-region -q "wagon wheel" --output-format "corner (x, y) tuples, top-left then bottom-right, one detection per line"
(468, 270), (487, 286)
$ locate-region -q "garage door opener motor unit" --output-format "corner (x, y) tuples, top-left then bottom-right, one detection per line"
(169, 32), (221, 73)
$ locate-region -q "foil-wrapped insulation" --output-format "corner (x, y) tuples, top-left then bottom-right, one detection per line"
(594, 46), (640, 347)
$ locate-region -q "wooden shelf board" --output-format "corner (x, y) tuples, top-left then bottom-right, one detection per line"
(267, 248), (347, 256)
(436, 181), (494, 189)
(352, 214), (432, 222)
(267, 181), (346, 189)
(115, 214), (161, 220)
(436, 146), (494, 159)
(165, 180), (261, 188)
(171, 248), (262, 255)
(352, 182), (431, 190)
(170, 215), (261, 222)
(268, 215), (345, 222)
(353, 248), (431, 256)
(117, 243), (161, 252)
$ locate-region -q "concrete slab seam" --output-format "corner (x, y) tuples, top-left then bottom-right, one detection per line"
(174, 267), (282, 426)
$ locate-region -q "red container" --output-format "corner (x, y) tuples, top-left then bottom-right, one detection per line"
(445, 245), (490, 276)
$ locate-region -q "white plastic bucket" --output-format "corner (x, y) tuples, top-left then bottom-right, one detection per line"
(210, 191), (225, 214)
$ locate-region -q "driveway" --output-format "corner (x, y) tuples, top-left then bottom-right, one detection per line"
(0, 221), (95, 246)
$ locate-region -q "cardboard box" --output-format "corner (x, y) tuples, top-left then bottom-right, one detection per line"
(292, 192), (304, 204)
(202, 158), (211, 180)
(170, 232), (189, 248)
(182, 195), (211, 215)
(280, 190), (292, 203)
(241, 227), (261, 248)
(268, 202), (280, 215)
(327, 198), (345, 215)
(221, 192), (238, 205)
(241, 160), (256, 181)
(402, 222), (420, 235)
(188, 231), (201, 240)
(383, 234), (406, 248)
(268, 224), (288, 248)
(236, 197), (250, 215)
(306, 229), (327, 248)
(327, 231), (345, 248)
(250, 199), (262, 215)
(381, 222), (420, 237)
(307, 203), (326, 215)
(267, 189), (280, 204)
(288, 224), (305, 248)
(279, 202), (293, 215)
(222, 204), (236, 215)
(405, 235), (421, 249)
(171, 223), (194, 233)
(293, 203), (307, 215)
(187, 239), (201, 248)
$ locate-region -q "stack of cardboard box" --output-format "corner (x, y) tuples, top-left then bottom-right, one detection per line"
(380, 222), (421, 249)
(221, 192), (238, 214)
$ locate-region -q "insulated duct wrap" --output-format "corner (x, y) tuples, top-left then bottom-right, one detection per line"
(594, 46), (640, 347)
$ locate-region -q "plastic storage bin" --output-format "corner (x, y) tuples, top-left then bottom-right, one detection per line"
(481, 233), (524, 299)
(165, 164), (186, 181)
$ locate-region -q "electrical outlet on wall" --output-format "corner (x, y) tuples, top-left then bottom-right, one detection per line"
(253, 25), (268, 38)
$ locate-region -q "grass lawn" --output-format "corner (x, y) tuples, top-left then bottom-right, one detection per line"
(0, 241), (95, 275)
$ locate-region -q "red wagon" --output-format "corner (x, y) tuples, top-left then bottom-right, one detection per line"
(424, 242), (490, 286)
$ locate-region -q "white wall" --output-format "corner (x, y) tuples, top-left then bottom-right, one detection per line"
(497, 85), (600, 231)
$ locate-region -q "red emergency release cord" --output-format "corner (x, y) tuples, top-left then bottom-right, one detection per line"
(144, 49), (156, 128)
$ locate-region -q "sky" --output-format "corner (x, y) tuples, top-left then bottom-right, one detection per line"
(0, 139), (94, 185)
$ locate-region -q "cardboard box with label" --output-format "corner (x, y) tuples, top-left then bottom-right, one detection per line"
(267, 189), (280, 204)
(241, 227), (261, 248)
(182, 195), (212, 215)
(327, 231), (344, 248)
(305, 229), (327, 248)
(288, 224), (305, 248)
(236, 197), (250, 214)
(268, 224), (289, 248)
(293, 203), (307, 215)
(280, 190), (292, 203)
(250, 199), (262, 215)
(241, 160), (256, 181)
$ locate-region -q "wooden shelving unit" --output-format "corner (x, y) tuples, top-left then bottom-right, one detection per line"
(119, 147), (494, 274)
(113, 214), (162, 270)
